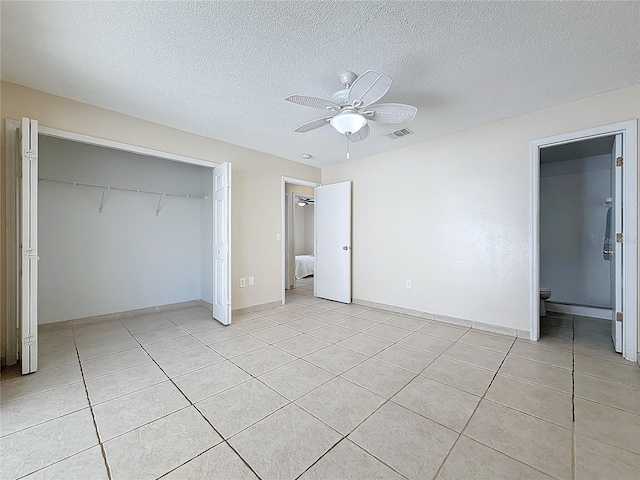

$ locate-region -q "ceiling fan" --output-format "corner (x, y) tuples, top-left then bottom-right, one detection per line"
(285, 70), (417, 147)
(296, 196), (314, 206)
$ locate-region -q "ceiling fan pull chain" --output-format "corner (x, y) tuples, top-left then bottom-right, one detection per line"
(346, 134), (350, 159)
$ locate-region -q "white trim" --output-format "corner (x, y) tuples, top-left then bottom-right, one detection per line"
(281, 176), (321, 305)
(4, 120), (20, 366)
(530, 120), (638, 362)
(529, 140), (541, 341)
(38, 125), (217, 168)
(546, 303), (611, 320)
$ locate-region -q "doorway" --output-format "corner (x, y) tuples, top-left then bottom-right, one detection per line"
(281, 178), (319, 304)
(530, 121), (638, 363)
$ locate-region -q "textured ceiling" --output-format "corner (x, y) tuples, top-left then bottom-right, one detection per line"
(1, 1), (639, 167)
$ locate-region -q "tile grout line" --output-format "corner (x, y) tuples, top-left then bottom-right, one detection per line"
(432, 337), (517, 479)
(73, 333), (113, 480)
(222, 299), (423, 479)
(67, 306), (585, 478)
(32, 306), (635, 480)
(440, 336), (565, 480)
(152, 307), (378, 479)
(122, 318), (266, 479)
(293, 324), (469, 479)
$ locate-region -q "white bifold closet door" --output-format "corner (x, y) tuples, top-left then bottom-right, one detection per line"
(213, 162), (232, 325)
(20, 118), (39, 374)
(315, 181), (352, 303)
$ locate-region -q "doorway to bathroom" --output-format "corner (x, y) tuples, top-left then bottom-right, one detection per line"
(529, 121), (638, 363)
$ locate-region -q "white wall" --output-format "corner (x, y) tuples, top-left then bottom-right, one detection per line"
(304, 204), (315, 254)
(293, 201), (314, 256)
(322, 84), (639, 334)
(540, 154), (611, 307)
(38, 135), (211, 323)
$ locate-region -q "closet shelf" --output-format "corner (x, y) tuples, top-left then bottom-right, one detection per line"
(39, 178), (208, 216)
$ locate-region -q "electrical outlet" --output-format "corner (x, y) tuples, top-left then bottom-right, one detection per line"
(240, 278), (246, 287)
(406, 280), (412, 289)
(249, 276), (255, 286)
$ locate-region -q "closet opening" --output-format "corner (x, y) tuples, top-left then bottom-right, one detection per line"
(5, 119), (231, 373)
(37, 135), (215, 326)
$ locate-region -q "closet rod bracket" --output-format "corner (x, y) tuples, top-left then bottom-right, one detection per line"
(156, 193), (166, 217)
(98, 187), (109, 214)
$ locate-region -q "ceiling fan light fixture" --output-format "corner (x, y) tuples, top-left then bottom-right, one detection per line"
(330, 110), (367, 135)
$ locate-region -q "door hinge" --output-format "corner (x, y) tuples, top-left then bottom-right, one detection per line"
(24, 248), (37, 259)
(616, 233), (623, 243)
(616, 156), (623, 167)
(23, 334), (37, 345)
(616, 312), (623, 323)
(24, 149), (37, 161)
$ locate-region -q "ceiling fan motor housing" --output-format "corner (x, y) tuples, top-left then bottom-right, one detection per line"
(331, 88), (351, 106)
(332, 72), (358, 105)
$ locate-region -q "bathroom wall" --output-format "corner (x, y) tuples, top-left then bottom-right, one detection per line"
(540, 154), (612, 307)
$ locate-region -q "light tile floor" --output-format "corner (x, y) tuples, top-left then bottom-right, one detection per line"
(1, 279), (639, 479)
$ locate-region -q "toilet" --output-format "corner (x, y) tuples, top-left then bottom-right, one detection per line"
(540, 288), (552, 316)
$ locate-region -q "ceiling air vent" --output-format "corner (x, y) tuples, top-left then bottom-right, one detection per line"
(384, 128), (413, 139)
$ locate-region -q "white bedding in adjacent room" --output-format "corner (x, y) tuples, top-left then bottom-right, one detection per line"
(295, 255), (314, 279)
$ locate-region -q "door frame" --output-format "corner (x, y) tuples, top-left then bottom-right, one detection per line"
(529, 120), (638, 362)
(5, 120), (222, 367)
(281, 176), (320, 305)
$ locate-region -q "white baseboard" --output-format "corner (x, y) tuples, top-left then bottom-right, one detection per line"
(40, 299), (203, 327)
(200, 300), (213, 310)
(232, 300), (281, 316)
(546, 302), (611, 320)
(352, 298), (529, 338)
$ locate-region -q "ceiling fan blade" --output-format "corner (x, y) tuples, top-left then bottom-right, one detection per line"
(348, 70), (392, 107)
(286, 95), (339, 110)
(294, 116), (333, 133)
(347, 123), (370, 142)
(365, 103), (417, 123)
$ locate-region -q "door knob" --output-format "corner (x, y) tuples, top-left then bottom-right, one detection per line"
(343, 246), (350, 250)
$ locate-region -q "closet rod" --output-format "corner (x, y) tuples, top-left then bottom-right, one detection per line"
(39, 178), (208, 199)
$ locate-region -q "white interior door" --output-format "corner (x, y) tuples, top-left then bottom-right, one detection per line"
(213, 162), (231, 325)
(315, 181), (352, 303)
(611, 134), (623, 352)
(20, 118), (39, 374)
